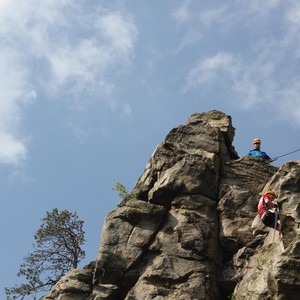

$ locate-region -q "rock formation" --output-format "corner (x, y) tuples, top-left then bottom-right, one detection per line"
(42, 110), (300, 300)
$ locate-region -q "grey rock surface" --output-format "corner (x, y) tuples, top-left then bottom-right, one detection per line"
(43, 110), (300, 300)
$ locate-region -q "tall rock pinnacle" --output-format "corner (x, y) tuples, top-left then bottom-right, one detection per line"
(43, 110), (300, 300)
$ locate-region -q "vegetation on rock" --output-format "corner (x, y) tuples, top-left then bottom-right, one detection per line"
(5, 208), (85, 300)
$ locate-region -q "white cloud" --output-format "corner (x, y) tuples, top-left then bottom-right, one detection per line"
(96, 12), (137, 56)
(0, 0), (137, 165)
(171, 0), (191, 24)
(0, 132), (27, 165)
(184, 50), (278, 110)
(172, 1), (282, 51)
(43, 11), (138, 100)
(286, 2), (300, 25)
(185, 53), (239, 86)
(0, 46), (36, 165)
(184, 52), (263, 109)
(181, 1), (300, 124)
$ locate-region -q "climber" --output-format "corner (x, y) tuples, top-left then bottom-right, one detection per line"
(257, 190), (280, 230)
(248, 138), (271, 162)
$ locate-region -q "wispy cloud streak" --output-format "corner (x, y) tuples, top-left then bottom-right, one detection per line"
(0, 1), (137, 165)
(179, 1), (300, 125)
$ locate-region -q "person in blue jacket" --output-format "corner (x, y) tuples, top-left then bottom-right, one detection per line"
(248, 138), (271, 162)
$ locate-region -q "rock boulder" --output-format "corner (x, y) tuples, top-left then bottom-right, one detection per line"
(43, 110), (300, 300)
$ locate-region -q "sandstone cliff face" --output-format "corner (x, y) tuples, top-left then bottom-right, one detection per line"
(43, 110), (300, 300)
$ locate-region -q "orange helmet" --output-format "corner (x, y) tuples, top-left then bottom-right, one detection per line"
(264, 190), (277, 198)
(253, 138), (261, 145)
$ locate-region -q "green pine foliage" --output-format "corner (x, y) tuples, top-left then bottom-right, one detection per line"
(112, 182), (129, 199)
(5, 208), (85, 300)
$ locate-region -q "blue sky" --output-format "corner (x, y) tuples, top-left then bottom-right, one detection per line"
(1, 0), (300, 298)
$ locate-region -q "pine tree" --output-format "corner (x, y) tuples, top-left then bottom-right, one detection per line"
(6, 208), (85, 299)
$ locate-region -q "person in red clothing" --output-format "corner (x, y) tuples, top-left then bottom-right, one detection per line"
(257, 190), (280, 230)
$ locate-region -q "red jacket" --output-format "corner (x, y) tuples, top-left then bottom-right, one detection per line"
(257, 195), (270, 219)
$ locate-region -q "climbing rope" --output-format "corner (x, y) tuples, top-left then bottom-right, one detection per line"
(272, 208), (279, 244)
(271, 148), (300, 162)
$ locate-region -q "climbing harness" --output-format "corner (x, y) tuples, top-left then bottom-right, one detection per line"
(270, 148), (300, 162)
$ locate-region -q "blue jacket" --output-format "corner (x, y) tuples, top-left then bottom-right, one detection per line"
(248, 149), (271, 160)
